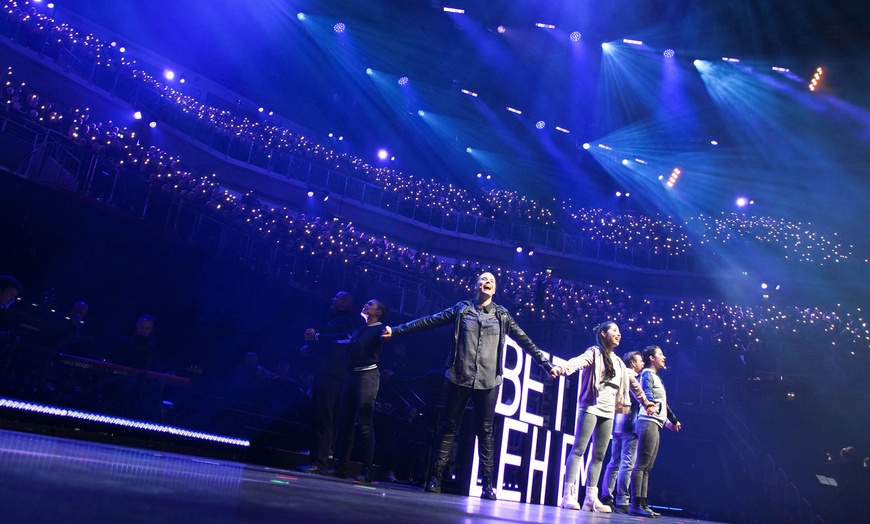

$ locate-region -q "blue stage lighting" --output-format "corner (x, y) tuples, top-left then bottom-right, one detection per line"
(736, 197), (748, 207)
(621, 159), (629, 166)
(663, 49), (675, 58)
(497, 26), (506, 34)
(366, 68), (374, 76)
(334, 22), (346, 34)
(398, 76), (409, 86)
(417, 110), (425, 117)
(149, 121), (157, 129)
(466, 147), (473, 153)
(133, 111), (143, 120)
(297, 13), (305, 21)
(569, 32), (581, 42)
(582, 143), (590, 150)
(163, 70), (175, 81)
(535, 120), (546, 129)
(377, 149), (388, 160)
(601, 42), (611, 51)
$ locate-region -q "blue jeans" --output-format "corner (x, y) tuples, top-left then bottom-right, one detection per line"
(631, 418), (661, 500)
(603, 430), (638, 506)
(337, 368), (380, 474)
(565, 410), (613, 488)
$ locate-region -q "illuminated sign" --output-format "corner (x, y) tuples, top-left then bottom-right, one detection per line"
(462, 336), (592, 504)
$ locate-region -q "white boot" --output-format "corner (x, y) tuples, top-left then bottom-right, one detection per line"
(560, 482), (580, 510)
(582, 486), (612, 513)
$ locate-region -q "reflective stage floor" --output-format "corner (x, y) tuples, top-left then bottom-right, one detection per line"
(0, 429), (722, 523)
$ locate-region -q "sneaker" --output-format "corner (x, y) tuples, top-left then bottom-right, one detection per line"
(614, 504), (629, 514)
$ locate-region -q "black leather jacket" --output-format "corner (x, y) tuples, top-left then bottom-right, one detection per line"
(391, 300), (555, 380)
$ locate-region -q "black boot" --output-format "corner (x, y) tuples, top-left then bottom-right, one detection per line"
(424, 464), (443, 493)
(641, 497), (661, 518)
(480, 477), (497, 500)
(629, 497), (655, 518)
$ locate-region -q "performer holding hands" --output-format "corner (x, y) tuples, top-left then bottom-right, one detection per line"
(550, 321), (656, 512)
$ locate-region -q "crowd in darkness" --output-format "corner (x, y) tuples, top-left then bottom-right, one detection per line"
(1, 0), (862, 269)
(0, 2), (867, 376)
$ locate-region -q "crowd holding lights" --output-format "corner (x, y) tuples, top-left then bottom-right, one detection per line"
(687, 213), (853, 265)
(1, 73), (869, 372)
(0, 0), (865, 272)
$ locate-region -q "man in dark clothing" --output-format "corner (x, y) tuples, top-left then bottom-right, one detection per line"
(297, 291), (356, 473)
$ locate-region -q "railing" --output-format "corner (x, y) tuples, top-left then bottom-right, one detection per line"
(0, 16), (699, 272)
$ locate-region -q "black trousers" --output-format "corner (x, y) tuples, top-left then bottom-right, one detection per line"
(309, 374), (343, 467)
(337, 368), (380, 473)
(432, 382), (499, 479)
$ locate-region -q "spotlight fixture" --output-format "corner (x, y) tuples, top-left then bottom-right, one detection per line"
(569, 31), (581, 42)
(535, 121), (546, 129)
(666, 167), (681, 188)
(460, 89), (478, 97)
(663, 49), (675, 58)
(334, 22), (346, 34)
(506, 107), (522, 115)
(366, 68), (374, 75)
(398, 76), (409, 86)
(623, 38), (643, 46)
(497, 26), (506, 34)
(296, 13), (305, 21)
(555, 126), (570, 134)
(377, 149), (389, 160)
(163, 70), (175, 81)
(809, 67), (823, 91)
(722, 57), (740, 63)
(535, 23), (556, 30)
(443, 7), (465, 14)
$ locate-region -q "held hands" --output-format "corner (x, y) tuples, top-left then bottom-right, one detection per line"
(549, 366), (563, 378)
(381, 326), (392, 339)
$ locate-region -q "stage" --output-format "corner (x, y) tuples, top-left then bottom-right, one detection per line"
(0, 428), (722, 524)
